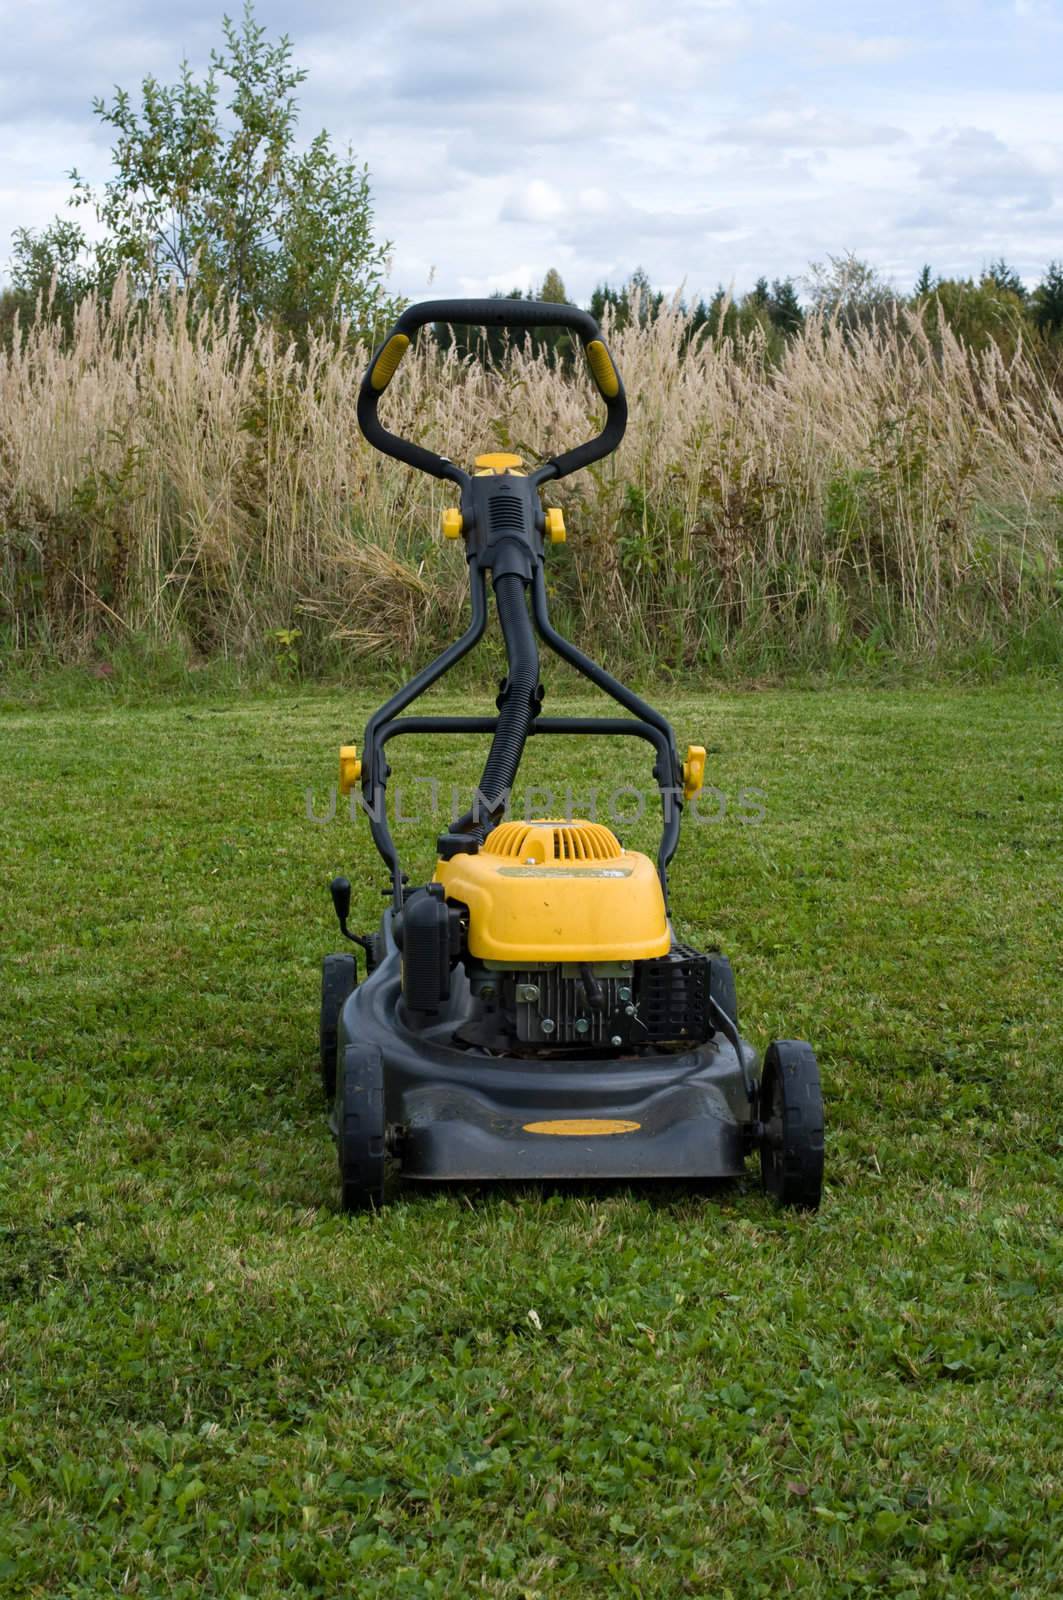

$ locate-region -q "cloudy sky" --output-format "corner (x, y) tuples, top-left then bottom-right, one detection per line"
(1, 0), (1061, 303)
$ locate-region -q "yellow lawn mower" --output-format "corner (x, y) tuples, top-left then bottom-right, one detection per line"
(320, 298), (824, 1211)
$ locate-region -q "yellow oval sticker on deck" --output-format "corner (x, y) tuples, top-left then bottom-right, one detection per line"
(523, 1118), (641, 1136)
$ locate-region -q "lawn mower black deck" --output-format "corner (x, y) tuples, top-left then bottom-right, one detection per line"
(334, 914), (757, 1184)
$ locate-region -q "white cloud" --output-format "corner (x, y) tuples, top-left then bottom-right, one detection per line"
(715, 106), (908, 149)
(473, 266), (541, 294)
(500, 181), (567, 224)
(917, 126), (1055, 212)
(2, 0), (1062, 300)
(810, 33), (913, 66)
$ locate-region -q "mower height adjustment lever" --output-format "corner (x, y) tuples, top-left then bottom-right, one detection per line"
(329, 875), (370, 953)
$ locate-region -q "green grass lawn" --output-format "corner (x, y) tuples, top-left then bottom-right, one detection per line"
(1, 683), (1060, 1598)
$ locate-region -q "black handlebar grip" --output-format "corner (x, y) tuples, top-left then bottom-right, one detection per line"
(357, 298), (627, 483)
(394, 297), (601, 339)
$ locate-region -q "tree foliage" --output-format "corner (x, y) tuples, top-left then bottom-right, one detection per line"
(803, 252), (898, 329)
(434, 272), (577, 364)
(918, 275), (1028, 357)
(538, 267), (568, 304)
(9, 218), (96, 326)
(589, 269), (666, 331)
(913, 264), (936, 298)
(766, 278), (804, 335)
(983, 258), (1027, 302)
(10, 2), (395, 341)
(1030, 262), (1063, 336)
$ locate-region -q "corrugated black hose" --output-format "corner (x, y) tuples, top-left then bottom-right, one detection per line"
(451, 571), (539, 843)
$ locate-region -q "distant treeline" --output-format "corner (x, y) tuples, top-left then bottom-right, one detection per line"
(435, 256), (1063, 368)
(6, 227), (1063, 372)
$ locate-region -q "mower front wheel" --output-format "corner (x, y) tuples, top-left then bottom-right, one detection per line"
(759, 1040), (824, 1210)
(336, 1043), (387, 1212)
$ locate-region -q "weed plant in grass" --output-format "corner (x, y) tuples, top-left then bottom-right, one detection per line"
(0, 684), (1060, 1596)
(2, 285), (1061, 676)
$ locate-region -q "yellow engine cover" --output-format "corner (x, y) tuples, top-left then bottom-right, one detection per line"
(433, 819), (670, 963)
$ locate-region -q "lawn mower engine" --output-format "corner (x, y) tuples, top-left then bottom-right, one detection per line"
(396, 819), (738, 1056)
(461, 946), (728, 1055)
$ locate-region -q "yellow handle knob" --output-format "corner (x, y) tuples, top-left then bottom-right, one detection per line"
(683, 744), (706, 801)
(339, 745), (362, 795)
(474, 452), (524, 474)
(441, 507), (464, 540)
(545, 507), (566, 544)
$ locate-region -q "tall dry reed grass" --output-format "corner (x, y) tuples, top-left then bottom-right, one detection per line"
(1, 282), (1060, 674)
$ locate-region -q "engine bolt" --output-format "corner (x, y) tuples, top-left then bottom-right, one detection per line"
(515, 983), (540, 1002)
(610, 1034), (623, 1047)
(618, 985), (632, 1002)
(541, 1018), (556, 1034)
(625, 1004), (635, 1015)
(575, 1017), (590, 1034)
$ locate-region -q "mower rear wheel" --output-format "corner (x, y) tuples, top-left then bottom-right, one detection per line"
(320, 953), (357, 1101)
(336, 1043), (386, 1212)
(759, 1040), (824, 1210)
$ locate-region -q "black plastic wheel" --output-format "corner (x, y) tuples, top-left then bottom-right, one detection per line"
(336, 1043), (386, 1212)
(320, 953), (356, 1101)
(759, 1040), (824, 1210)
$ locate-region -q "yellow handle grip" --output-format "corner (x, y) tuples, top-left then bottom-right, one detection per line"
(369, 334), (410, 392)
(585, 339), (620, 400)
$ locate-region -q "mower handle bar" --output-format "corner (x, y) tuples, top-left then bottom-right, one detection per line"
(356, 298), (627, 485)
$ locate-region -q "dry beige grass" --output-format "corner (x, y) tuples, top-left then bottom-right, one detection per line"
(1, 284), (1060, 670)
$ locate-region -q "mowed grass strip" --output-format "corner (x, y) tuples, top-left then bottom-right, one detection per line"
(0, 684), (1060, 1598)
